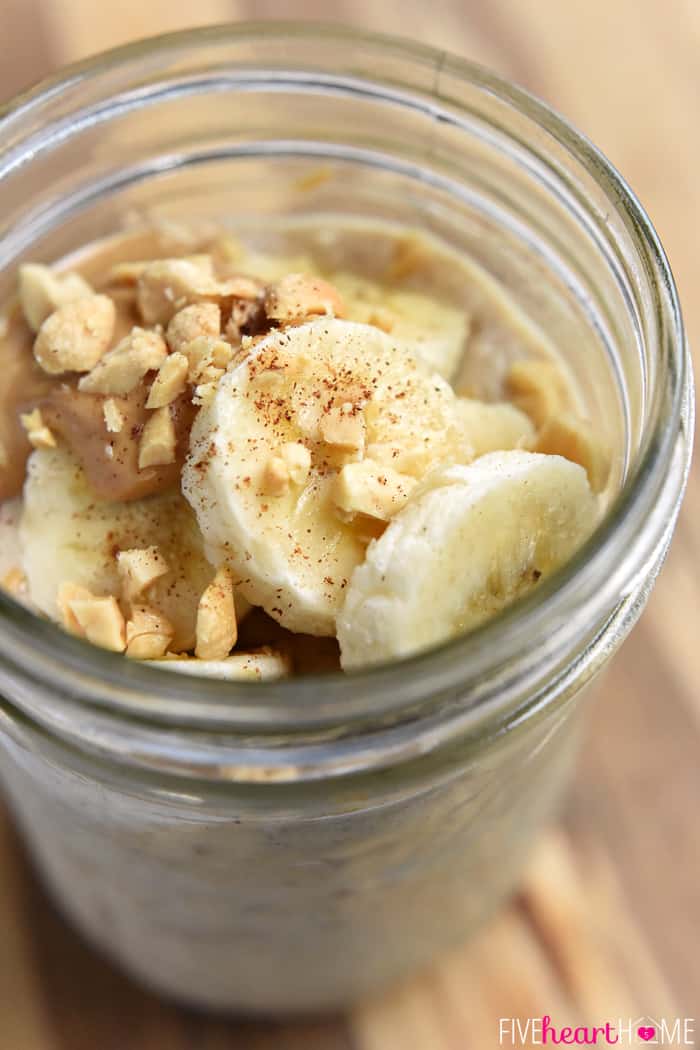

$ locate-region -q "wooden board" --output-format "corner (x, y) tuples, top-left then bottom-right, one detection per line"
(1, 2), (698, 1046)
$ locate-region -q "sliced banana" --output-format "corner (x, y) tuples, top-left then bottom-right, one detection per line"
(337, 451), (599, 669)
(143, 649), (290, 680)
(19, 446), (230, 651)
(333, 272), (469, 380)
(456, 397), (535, 457)
(183, 318), (471, 636)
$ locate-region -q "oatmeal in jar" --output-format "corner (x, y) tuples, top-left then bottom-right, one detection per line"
(0, 222), (607, 674)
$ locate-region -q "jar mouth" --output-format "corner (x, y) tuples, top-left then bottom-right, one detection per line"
(0, 23), (692, 736)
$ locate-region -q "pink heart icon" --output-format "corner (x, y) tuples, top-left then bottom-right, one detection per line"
(637, 1027), (656, 1042)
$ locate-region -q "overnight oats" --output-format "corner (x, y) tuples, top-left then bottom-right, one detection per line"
(0, 27), (691, 1014)
(0, 223), (605, 674)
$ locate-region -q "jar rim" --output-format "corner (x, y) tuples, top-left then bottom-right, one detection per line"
(0, 22), (692, 742)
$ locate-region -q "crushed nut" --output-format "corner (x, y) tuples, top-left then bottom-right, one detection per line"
(280, 442), (311, 486)
(108, 260), (150, 286)
(319, 403), (366, 453)
(1, 566), (27, 598)
(138, 406), (176, 469)
(125, 604), (174, 659)
(535, 412), (610, 493)
(264, 273), (346, 324)
(181, 336), (233, 385)
(262, 456), (290, 495)
(505, 359), (568, 427)
(195, 566), (238, 660)
(33, 294), (116, 375)
(19, 264), (93, 332)
(137, 257), (216, 325)
(103, 398), (125, 433)
(78, 327), (168, 396)
(20, 408), (56, 449)
(166, 302), (221, 354)
(137, 258), (261, 325)
(332, 459), (416, 521)
(146, 352), (189, 408)
(116, 545), (170, 601)
(67, 594), (126, 652)
(57, 582), (95, 635)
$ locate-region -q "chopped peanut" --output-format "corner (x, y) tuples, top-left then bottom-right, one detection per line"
(456, 398), (534, 457)
(20, 408), (56, 449)
(125, 605), (174, 659)
(103, 398), (125, 433)
(332, 459), (416, 521)
(264, 274), (345, 324)
(67, 595), (126, 652)
(116, 545), (170, 601)
(137, 258), (261, 326)
(195, 566), (238, 661)
(19, 264), (93, 332)
(181, 336), (233, 386)
(535, 412), (610, 493)
(78, 327), (167, 396)
(505, 359), (568, 427)
(108, 260), (150, 286)
(146, 352), (189, 408)
(137, 257), (216, 325)
(166, 302), (221, 354)
(320, 403), (366, 453)
(57, 582), (94, 635)
(138, 406), (176, 469)
(262, 456), (290, 495)
(280, 442), (311, 485)
(1, 566), (27, 598)
(33, 295), (116, 375)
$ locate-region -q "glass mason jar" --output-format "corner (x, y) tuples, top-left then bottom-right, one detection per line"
(0, 25), (693, 1013)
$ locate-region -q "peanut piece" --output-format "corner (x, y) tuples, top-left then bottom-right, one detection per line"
(182, 336), (233, 385)
(146, 352), (189, 408)
(125, 605), (174, 659)
(20, 408), (56, 449)
(280, 442), (311, 485)
(166, 303), (221, 354)
(19, 264), (93, 332)
(320, 403), (366, 452)
(78, 327), (167, 395)
(265, 274), (345, 324)
(103, 398), (125, 433)
(138, 406), (176, 469)
(535, 412), (610, 493)
(333, 460), (415, 521)
(262, 456), (290, 495)
(116, 546), (170, 601)
(34, 295), (116, 375)
(137, 257), (216, 325)
(1, 567), (27, 598)
(67, 595), (126, 652)
(57, 582), (94, 635)
(195, 566), (238, 661)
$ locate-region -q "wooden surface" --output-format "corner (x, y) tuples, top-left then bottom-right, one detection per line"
(1, 2), (698, 1046)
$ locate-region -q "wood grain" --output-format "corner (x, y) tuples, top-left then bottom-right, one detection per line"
(1, 2), (698, 1047)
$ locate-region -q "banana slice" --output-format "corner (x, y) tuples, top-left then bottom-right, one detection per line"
(19, 446), (229, 651)
(333, 273), (469, 380)
(144, 649), (290, 680)
(337, 451), (598, 669)
(183, 318), (471, 635)
(456, 397), (535, 457)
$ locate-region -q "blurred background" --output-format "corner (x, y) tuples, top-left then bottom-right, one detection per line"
(1, 1), (698, 1047)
